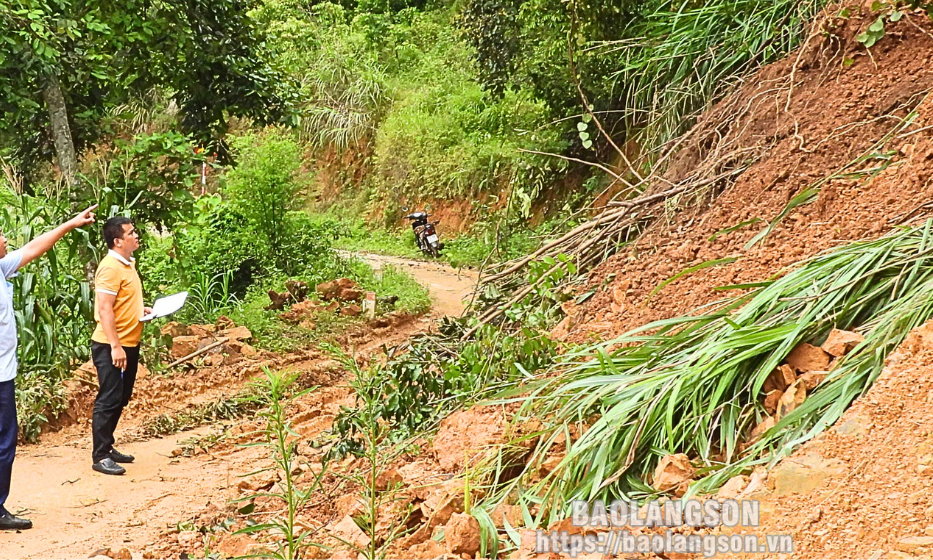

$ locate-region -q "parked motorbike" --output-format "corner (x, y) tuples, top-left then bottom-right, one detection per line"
(404, 211), (444, 257)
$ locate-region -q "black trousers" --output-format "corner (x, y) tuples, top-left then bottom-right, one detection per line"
(0, 379), (16, 514)
(91, 342), (139, 463)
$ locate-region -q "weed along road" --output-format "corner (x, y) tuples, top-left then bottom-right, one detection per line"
(0, 252), (478, 558)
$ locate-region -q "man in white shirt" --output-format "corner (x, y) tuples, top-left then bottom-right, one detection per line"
(0, 204), (97, 531)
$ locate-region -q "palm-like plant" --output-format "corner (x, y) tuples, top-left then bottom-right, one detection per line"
(475, 220), (933, 553)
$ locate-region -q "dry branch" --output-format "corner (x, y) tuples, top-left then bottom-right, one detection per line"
(167, 337), (230, 369)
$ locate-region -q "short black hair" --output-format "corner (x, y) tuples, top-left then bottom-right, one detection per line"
(103, 217), (133, 249)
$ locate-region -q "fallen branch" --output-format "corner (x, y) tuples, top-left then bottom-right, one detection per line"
(167, 337), (230, 369)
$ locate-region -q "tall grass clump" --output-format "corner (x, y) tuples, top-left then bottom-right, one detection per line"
(599, 0), (830, 152)
(475, 220), (933, 540)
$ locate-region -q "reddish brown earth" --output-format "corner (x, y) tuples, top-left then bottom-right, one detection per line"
(724, 319), (933, 559)
(0, 257), (477, 559)
(555, 8), (933, 344)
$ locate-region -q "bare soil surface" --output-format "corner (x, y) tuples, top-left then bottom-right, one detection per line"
(346, 251), (478, 318)
(0, 256), (476, 559)
(555, 9), (933, 344)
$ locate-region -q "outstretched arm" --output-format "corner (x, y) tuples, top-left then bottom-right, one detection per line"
(17, 204), (98, 270)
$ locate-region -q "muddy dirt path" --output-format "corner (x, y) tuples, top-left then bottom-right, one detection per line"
(0, 256), (477, 559)
(340, 251), (479, 318)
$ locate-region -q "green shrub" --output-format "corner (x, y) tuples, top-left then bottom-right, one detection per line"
(327, 320), (558, 455)
(223, 129), (308, 262)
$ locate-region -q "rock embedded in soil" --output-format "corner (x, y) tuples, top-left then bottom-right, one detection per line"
(342, 303), (362, 317)
(652, 453), (695, 497)
(785, 342), (832, 373)
(822, 328), (864, 357)
(715, 475), (749, 500)
(896, 536), (933, 553)
(768, 453), (845, 496)
(331, 515), (371, 549)
(798, 372), (827, 391)
(763, 364), (797, 393)
(161, 321), (191, 338)
(763, 389), (783, 414)
(170, 335), (201, 359)
(776, 379), (807, 421)
(444, 512), (482, 556)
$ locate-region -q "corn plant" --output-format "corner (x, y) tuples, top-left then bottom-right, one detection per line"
(184, 269), (239, 324)
(0, 185), (99, 441)
(475, 220), (933, 547)
(235, 369), (327, 560)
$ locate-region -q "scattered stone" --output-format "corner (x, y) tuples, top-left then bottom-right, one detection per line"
(776, 379), (806, 420)
(161, 322), (191, 338)
(285, 279), (309, 301)
(763, 390), (783, 414)
(110, 548), (132, 560)
(177, 531), (200, 546)
(342, 304), (362, 317)
(763, 365), (796, 393)
(265, 289), (294, 311)
(214, 316), (235, 330)
(421, 480), (465, 527)
(798, 372), (827, 391)
(215, 534), (261, 558)
(769, 454), (844, 496)
(652, 453), (695, 497)
(220, 326), (252, 341)
(785, 342), (831, 373)
(444, 513), (481, 556)
(316, 280), (340, 300)
(188, 324), (216, 338)
(895, 536), (933, 553)
(331, 515), (371, 549)
(833, 413), (870, 438)
(749, 417), (775, 443)
(715, 475), (749, 500)
(279, 299), (324, 324)
(822, 328), (864, 357)
(375, 468), (403, 491)
(318, 278), (363, 302)
(170, 336), (201, 360)
(407, 539), (446, 559)
(335, 494), (366, 518)
(491, 503), (522, 528)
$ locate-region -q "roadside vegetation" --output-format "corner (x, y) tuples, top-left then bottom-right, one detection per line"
(8, 0), (933, 556)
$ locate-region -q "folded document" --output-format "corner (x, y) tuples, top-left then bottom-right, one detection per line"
(141, 291), (188, 322)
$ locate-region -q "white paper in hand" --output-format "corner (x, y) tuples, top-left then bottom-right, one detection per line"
(141, 291), (188, 322)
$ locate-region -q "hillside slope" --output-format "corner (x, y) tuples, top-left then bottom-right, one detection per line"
(556, 7), (933, 343)
(728, 319), (933, 558)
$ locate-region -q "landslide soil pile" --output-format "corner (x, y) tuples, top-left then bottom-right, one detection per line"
(556, 6), (933, 343)
(723, 319), (933, 559)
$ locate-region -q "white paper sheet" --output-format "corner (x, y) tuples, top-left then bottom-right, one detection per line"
(140, 291), (188, 322)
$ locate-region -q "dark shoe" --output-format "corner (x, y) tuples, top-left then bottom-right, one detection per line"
(92, 457), (126, 475)
(108, 449), (135, 463)
(0, 512), (32, 530)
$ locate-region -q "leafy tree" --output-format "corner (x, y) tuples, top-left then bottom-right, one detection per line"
(0, 0), (294, 187)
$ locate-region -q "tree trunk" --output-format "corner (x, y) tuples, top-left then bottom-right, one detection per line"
(42, 72), (78, 188)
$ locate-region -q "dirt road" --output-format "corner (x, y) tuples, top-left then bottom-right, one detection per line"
(0, 256), (477, 558)
(345, 252), (478, 318)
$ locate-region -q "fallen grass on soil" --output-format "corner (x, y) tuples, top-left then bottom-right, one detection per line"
(475, 220), (933, 552)
(143, 389), (264, 436)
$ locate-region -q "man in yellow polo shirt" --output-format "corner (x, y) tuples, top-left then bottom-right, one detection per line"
(90, 217), (151, 476)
